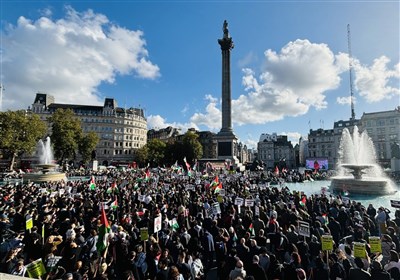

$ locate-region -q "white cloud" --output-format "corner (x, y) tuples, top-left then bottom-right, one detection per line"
(336, 95), (358, 105)
(1, 6), (160, 110)
(280, 131), (302, 144)
(147, 115), (198, 133)
(190, 95), (221, 131)
(353, 57), (400, 103)
(192, 39), (347, 128)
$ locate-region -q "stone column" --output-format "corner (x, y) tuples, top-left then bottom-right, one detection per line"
(218, 21), (234, 136)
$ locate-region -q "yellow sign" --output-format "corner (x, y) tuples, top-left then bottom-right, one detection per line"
(140, 227), (149, 241)
(369, 236), (382, 253)
(26, 258), (46, 278)
(217, 195), (223, 203)
(321, 235), (333, 251)
(26, 217), (33, 230)
(353, 242), (366, 258)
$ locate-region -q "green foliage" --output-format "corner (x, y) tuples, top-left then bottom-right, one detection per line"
(0, 110), (47, 169)
(182, 131), (203, 162)
(49, 109), (82, 162)
(79, 131), (100, 164)
(135, 145), (149, 167)
(146, 139), (167, 166)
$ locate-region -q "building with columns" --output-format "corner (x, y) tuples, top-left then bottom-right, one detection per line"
(257, 133), (296, 169)
(30, 93), (147, 165)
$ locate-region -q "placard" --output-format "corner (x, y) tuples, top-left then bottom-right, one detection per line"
(26, 216), (33, 230)
(255, 206), (260, 217)
(235, 197), (244, 206)
(369, 236), (382, 253)
(298, 221), (310, 237)
(212, 202), (221, 215)
(140, 228), (149, 241)
(353, 242), (366, 258)
(245, 199), (255, 207)
(391, 200), (400, 208)
(154, 215), (162, 233)
(26, 258), (46, 278)
(321, 235), (333, 251)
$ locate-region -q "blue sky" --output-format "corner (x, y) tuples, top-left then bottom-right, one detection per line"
(1, 1), (399, 149)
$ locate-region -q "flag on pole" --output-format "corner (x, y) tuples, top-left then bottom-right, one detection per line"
(111, 198), (118, 210)
(183, 157), (192, 176)
(89, 176), (96, 190)
(210, 176), (219, 188)
(248, 223), (255, 236)
(214, 183), (223, 194)
(106, 182), (118, 194)
(96, 204), (110, 253)
(192, 161), (198, 172)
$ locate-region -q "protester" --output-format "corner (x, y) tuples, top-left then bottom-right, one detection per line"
(0, 165), (398, 280)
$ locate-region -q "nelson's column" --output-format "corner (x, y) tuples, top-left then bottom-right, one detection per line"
(215, 20), (239, 165)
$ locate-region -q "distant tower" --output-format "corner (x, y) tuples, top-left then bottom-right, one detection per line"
(347, 24), (356, 121)
(215, 20), (238, 163)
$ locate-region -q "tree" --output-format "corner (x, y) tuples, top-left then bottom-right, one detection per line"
(147, 139), (167, 166)
(181, 131), (203, 163)
(0, 110), (47, 170)
(49, 109), (82, 163)
(79, 132), (100, 164)
(135, 145), (149, 167)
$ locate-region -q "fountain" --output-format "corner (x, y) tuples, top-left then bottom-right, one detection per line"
(330, 126), (396, 195)
(23, 137), (67, 183)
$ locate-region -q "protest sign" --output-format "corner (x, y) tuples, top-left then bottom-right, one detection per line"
(298, 221), (310, 237)
(369, 236), (382, 253)
(353, 242), (366, 258)
(235, 197), (244, 206)
(154, 215), (162, 233)
(391, 200), (400, 208)
(245, 199), (255, 207)
(26, 216), (33, 231)
(321, 235), (333, 251)
(26, 258), (46, 278)
(140, 228), (149, 241)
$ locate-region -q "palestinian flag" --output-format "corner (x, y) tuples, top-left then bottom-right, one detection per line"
(106, 182), (118, 194)
(248, 223), (255, 236)
(89, 176), (96, 190)
(96, 204), (110, 253)
(214, 183), (223, 194)
(300, 196), (307, 207)
(170, 218), (179, 231)
(210, 176), (219, 188)
(274, 166), (279, 175)
(144, 169), (151, 181)
(111, 198), (118, 210)
(192, 161), (198, 172)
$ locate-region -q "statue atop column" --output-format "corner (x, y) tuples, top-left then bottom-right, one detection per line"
(218, 20), (234, 50)
(223, 20), (229, 39)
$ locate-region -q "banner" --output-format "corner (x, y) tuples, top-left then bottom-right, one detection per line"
(321, 235), (333, 251)
(212, 202), (221, 215)
(369, 236), (382, 253)
(26, 258), (46, 278)
(353, 242), (366, 258)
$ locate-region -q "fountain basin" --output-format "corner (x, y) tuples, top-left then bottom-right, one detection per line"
(23, 172), (67, 183)
(331, 177), (395, 195)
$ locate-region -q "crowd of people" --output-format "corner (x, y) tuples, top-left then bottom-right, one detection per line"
(0, 166), (399, 280)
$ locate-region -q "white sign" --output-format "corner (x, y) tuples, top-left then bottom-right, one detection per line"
(298, 221), (310, 237)
(212, 202), (221, 215)
(255, 206), (260, 217)
(245, 199), (255, 207)
(235, 197), (244, 206)
(391, 200), (400, 208)
(154, 215), (162, 233)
